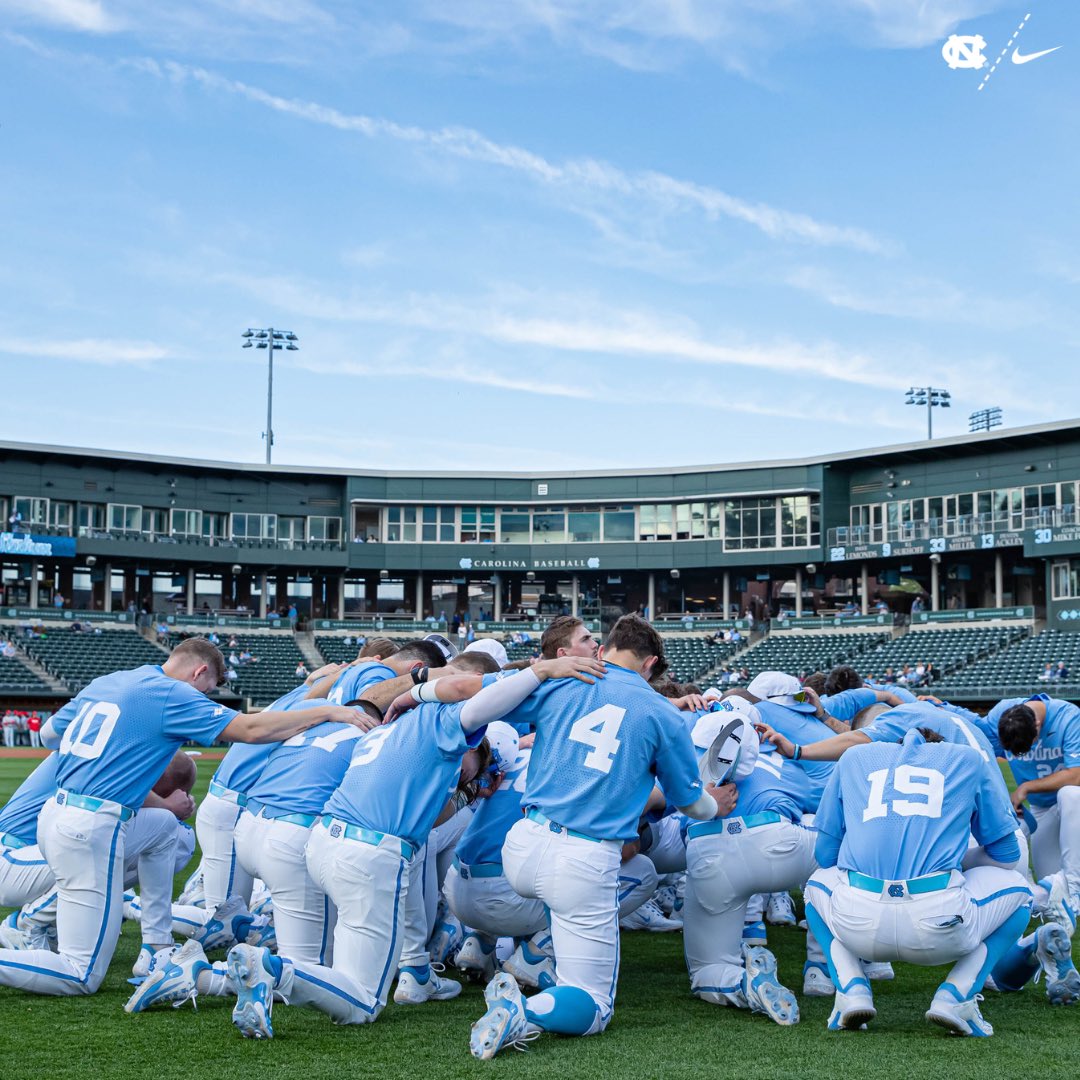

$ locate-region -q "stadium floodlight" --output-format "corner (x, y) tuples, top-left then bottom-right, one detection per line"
(242, 327), (299, 464)
(904, 386), (951, 440)
(969, 407), (1003, 433)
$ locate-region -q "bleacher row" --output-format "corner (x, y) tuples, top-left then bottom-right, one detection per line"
(1, 619), (1078, 708)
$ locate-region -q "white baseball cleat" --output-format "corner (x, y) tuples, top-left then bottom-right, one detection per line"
(125, 940), (208, 1013)
(394, 963), (462, 1004)
(455, 932), (498, 982)
(469, 972), (536, 1060)
(743, 946), (799, 1026)
(1044, 875), (1077, 937)
(803, 963), (834, 997)
(194, 896), (249, 953)
(1035, 923), (1080, 1005)
(766, 893), (797, 926)
(228, 943), (278, 1039)
(620, 899), (682, 932)
(132, 943), (175, 980)
(123, 891), (141, 921)
(177, 867), (205, 908)
(0, 923), (33, 950)
(925, 993), (993, 1037)
(862, 961), (894, 981)
(501, 940), (555, 990)
(427, 912), (464, 965)
(827, 988), (876, 1031)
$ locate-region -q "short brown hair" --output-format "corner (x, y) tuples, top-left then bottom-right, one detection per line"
(605, 615), (667, 679)
(449, 652), (500, 675)
(172, 638), (226, 683)
(359, 637), (400, 660)
(540, 616), (586, 660)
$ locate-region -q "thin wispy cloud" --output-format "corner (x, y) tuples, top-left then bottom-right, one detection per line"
(134, 59), (888, 254)
(0, 337), (169, 365)
(0, 0), (117, 34)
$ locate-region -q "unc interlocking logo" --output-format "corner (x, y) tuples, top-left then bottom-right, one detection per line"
(330, 824), (342, 837)
(888, 883), (905, 898)
(727, 821), (742, 835)
(942, 34), (987, 69)
(458, 557), (473, 570)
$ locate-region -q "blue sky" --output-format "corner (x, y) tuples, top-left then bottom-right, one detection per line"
(1, 1), (1078, 470)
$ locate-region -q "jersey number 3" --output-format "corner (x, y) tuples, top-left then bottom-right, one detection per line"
(569, 705), (625, 774)
(862, 766), (945, 822)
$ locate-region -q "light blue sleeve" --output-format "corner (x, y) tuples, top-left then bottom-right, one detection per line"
(1061, 710), (1080, 769)
(862, 712), (907, 744)
(41, 697), (82, 749)
(433, 702), (470, 761)
(823, 688), (877, 723)
(654, 718), (704, 810)
(161, 683), (238, 746)
(971, 759), (1021, 848)
(811, 766), (846, 865)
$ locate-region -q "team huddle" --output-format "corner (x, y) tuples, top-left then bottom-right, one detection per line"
(1, 613), (1078, 1055)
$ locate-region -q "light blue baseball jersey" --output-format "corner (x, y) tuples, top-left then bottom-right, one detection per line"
(821, 688), (879, 723)
(246, 708), (366, 818)
(455, 747), (531, 866)
(864, 700), (998, 764)
(322, 701), (480, 850)
(325, 661), (397, 705)
(755, 700), (836, 810)
(814, 729), (1017, 879)
(0, 754), (60, 844)
(50, 665), (237, 809)
(867, 680), (917, 704)
(502, 662), (703, 842)
(213, 683), (310, 793)
(986, 694), (1080, 808)
(731, 746), (816, 823)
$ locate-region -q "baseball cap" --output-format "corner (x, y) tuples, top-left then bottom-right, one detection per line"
(693, 702), (760, 785)
(746, 671), (817, 713)
(465, 638), (509, 669)
(424, 633), (459, 662)
(482, 721), (519, 773)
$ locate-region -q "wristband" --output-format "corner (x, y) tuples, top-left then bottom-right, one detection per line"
(411, 666), (430, 685)
(410, 684), (425, 703)
(792, 744), (802, 760)
(412, 681), (440, 703)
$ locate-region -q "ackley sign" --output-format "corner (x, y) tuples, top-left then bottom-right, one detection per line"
(458, 556), (601, 571)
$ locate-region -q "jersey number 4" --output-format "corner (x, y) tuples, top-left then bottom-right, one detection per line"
(569, 705), (626, 774)
(862, 766), (945, 822)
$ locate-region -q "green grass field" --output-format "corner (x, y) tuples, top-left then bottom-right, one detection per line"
(0, 757), (1077, 1079)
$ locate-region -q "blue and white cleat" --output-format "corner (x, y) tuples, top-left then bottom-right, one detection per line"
(469, 972), (535, 1060)
(428, 912), (464, 965)
(394, 963), (462, 1004)
(125, 940), (207, 1013)
(743, 946), (799, 1026)
(132, 943), (174, 980)
(827, 988), (876, 1031)
(766, 893), (797, 927)
(1035, 923), (1080, 1005)
(501, 939), (555, 990)
(228, 943), (278, 1039)
(1044, 875), (1077, 937)
(742, 920), (768, 947)
(862, 961), (894, 981)
(194, 896), (249, 953)
(123, 891), (141, 921)
(803, 962), (833, 997)
(455, 932), (498, 982)
(926, 993), (992, 1037)
(177, 866), (205, 908)
(245, 917), (277, 952)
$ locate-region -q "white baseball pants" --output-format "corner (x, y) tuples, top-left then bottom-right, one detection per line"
(194, 789), (253, 912)
(502, 816), (622, 1032)
(1029, 788), (1080, 900)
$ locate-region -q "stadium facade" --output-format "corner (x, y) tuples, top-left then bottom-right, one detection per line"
(4, 419), (1080, 631)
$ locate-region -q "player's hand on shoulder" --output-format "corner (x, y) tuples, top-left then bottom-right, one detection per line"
(706, 781), (738, 817)
(329, 704), (382, 731)
(161, 789), (196, 821)
(532, 655), (606, 684)
(382, 691), (419, 726)
(754, 723), (795, 758)
(671, 693), (707, 712)
(305, 661), (346, 685)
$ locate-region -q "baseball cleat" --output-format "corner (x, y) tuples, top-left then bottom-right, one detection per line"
(803, 962), (834, 997)
(1035, 923), (1080, 1005)
(123, 891), (141, 921)
(428, 913), (464, 965)
(245, 917), (277, 952)
(455, 932), (498, 982)
(926, 993), (992, 1037)
(194, 896), (249, 953)
(177, 867), (205, 908)
(394, 963), (462, 1004)
(827, 988), (875, 1031)
(469, 972), (535, 1060)
(742, 920), (768, 947)
(228, 943), (278, 1039)
(132, 943), (175, 980)
(1043, 875), (1077, 937)
(0, 923), (33, 950)
(620, 899), (682, 932)
(743, 946), (799, 1025)
(125, 940), (208, 1013)
(501, 940), (555, 990)
(766, 893), (797, 927)
(862, 961), (894, 981)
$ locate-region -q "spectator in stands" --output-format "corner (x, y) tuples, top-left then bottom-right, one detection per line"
(52, 592), (65, 609)
(228, 650), (240, 667)
(228, 634), (240, 648)
(224, 666), (238, 683)
(1056, 660), (1070, 681)
(882, 666), (897, 683)
(924, 662), (936, 685)
(911, 661), (928, 687)
(731, 627), (742, 644)
(8, 509), (24, 531)
(287, 603), (298, 626)
(239, 648), (253, 665)
(1, 640), (15, 659)
(27, 711), (42, 749)
(897, 663), (914, 684)
(424, 611), (438, 626)
(295, 660), (309, 680)
(343, 634), (353, 646)
(873, 598), (889, 614)
(208, 631), (221, 645)
(1041, 662), (1055, 682)
(911, 595), (925, 614)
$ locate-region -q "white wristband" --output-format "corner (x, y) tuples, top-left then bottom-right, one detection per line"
(412, 682), (440, 703)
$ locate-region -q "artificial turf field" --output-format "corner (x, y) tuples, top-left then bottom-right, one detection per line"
(0, 758), (1077, 1080)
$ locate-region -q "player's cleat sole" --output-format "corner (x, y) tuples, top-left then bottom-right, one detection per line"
(925, 994), (993, 1037)
(469, 972), (534, 1060)
(1035, 923), (1080, 1005)
(743, 946), (799, 1026)
(394, 965), (462, 1004)
(124, 940), (207, 1013)
(455, 933), (498, 982)
(228, 943), (277, 1039)
(827, 990), (875, 1031)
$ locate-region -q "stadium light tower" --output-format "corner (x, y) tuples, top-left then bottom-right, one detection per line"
(242, 328), (299, 464)
(969, 406), (1003, 433)
(905, 386), (951, 440)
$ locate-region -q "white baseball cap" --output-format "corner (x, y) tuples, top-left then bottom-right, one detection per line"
(746, 671), (817, 713)
(465, 638), (509, 669)
(482, 721), (519, 773)
(693, 703), (760, 785)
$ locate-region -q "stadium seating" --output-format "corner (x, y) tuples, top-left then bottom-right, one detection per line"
(13, 627), (169, 693)
(662, 637), (738, 684)
(858, 626), (1028, 682)
(0, 639), (54, 694)
(200, 633), (308, 707)
(938, 628), (1080, 696)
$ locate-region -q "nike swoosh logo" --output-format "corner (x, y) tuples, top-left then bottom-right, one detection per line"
(1012, 46), (1062, 64)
